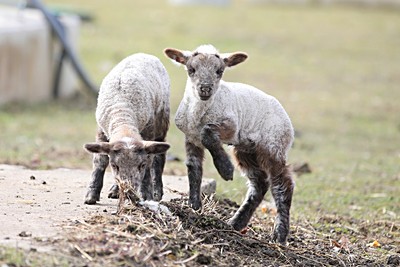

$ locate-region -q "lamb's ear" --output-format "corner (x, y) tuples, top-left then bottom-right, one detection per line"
(222, 52), (248, 67)
(84, 142), (111, 155)
(164, 48), (191, 65)
(143, 141), (170, 154)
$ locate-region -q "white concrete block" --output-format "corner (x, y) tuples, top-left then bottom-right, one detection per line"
(0, 6), (80, 105)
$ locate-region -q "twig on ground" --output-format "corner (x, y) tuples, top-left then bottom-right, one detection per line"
(73, 244), (93, 261)
(174, 253), (199, 264)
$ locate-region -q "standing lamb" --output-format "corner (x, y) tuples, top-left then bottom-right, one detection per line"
(164, 45), (295, 244)
(84, 53), (170, 206)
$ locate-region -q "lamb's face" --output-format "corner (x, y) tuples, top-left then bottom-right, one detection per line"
(186, 53), (225, 101)
(164, 45), (248, 101)
(107, 141), (149, 192)
(84, 140), (170, 199)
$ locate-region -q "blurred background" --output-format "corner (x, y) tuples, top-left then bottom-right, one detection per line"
(0, 0), (399, 221)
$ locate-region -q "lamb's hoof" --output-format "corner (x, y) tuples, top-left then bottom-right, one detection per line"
(108, 191), (119, 199)
(84, 191), (100, 205)
(153, 190), (163, 201)
(108, 184), (119, 199)
(213, 157), (234, 181)
(227, 218), (240, 231)
(272, 231), (288, 246)
(189, 198), (202, 211)
(141, 190), (153, 201)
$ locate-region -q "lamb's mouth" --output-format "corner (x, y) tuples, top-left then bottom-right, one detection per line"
(198, 86), (212, 100)
(199, 95), (211, 101)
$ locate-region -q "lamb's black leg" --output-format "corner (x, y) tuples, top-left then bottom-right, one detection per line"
(85, 129), (109, 204)
(148, 110), (169, 201)
(201, 124), (234, 181)
(228, 167), (269, 230)
(141, 167), (153, 201)
(185, 139), (204, 210)
(270, 165), (294, 245)
(152, 152), (166, 201)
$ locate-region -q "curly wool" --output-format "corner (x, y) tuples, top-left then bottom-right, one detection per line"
(96, 53), (170, 142)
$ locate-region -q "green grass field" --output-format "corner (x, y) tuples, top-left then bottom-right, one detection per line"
(0, 0), (399, 222)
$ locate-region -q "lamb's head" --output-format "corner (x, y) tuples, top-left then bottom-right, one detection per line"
(84, 139), (170, 196)
(164, 45), (248, 101)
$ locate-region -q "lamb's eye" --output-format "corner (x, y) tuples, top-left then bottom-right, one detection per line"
(139, 163), (146, 170)
(216, 69), (224, 76)
(188, 67), (195, 75)
(110, 163), (119, 172)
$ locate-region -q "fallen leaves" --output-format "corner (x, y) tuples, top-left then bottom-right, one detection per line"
(240, 228), (248, 235)
(260, 203), (277, 216)
(367, 240), (381, 248)
(331, 235), (351, 253)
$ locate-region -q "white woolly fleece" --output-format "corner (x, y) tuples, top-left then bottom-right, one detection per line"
(194, 44), (219, 55)
(175, 79), (294, 161)
(96, 53), (170, 140)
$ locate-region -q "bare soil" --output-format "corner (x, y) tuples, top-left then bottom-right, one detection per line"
(0, 164), (211, 251)
(1, 164), (399, 266)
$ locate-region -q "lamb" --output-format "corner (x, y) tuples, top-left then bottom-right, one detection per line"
(84, 53), (170, 206)
(164, 45), (295, 244)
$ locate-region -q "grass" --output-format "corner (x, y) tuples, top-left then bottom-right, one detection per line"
(1, 0), (399, 223)
(0, 246), (71, 267)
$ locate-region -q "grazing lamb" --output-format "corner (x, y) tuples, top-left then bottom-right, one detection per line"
(84, 53), (170, 206)
(164, 45), (295, 244)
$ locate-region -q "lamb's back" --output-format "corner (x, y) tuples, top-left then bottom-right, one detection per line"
(96, 53), (170, 137)
(214, 81), (294, 158)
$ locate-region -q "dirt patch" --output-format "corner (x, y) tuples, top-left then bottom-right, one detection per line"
(0, 164), (214, 252)
(45, 196), (399, 267)
(0, 164), (116, 250)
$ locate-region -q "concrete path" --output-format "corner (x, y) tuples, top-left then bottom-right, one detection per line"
(0, 165), (215, 250)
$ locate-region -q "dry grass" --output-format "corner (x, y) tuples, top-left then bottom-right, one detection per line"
(46, 195), (399, 266)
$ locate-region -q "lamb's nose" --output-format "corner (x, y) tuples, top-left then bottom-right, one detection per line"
(200, 84), (212, 93)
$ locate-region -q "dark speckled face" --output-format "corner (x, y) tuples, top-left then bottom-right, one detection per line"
(107, 142), (149, 190)
(186, 53), (225, 101)
(84, 140), (170, 194)
(164, 46), (248, 101)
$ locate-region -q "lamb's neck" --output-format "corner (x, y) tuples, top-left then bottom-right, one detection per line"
(109, 124), (142, 143)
